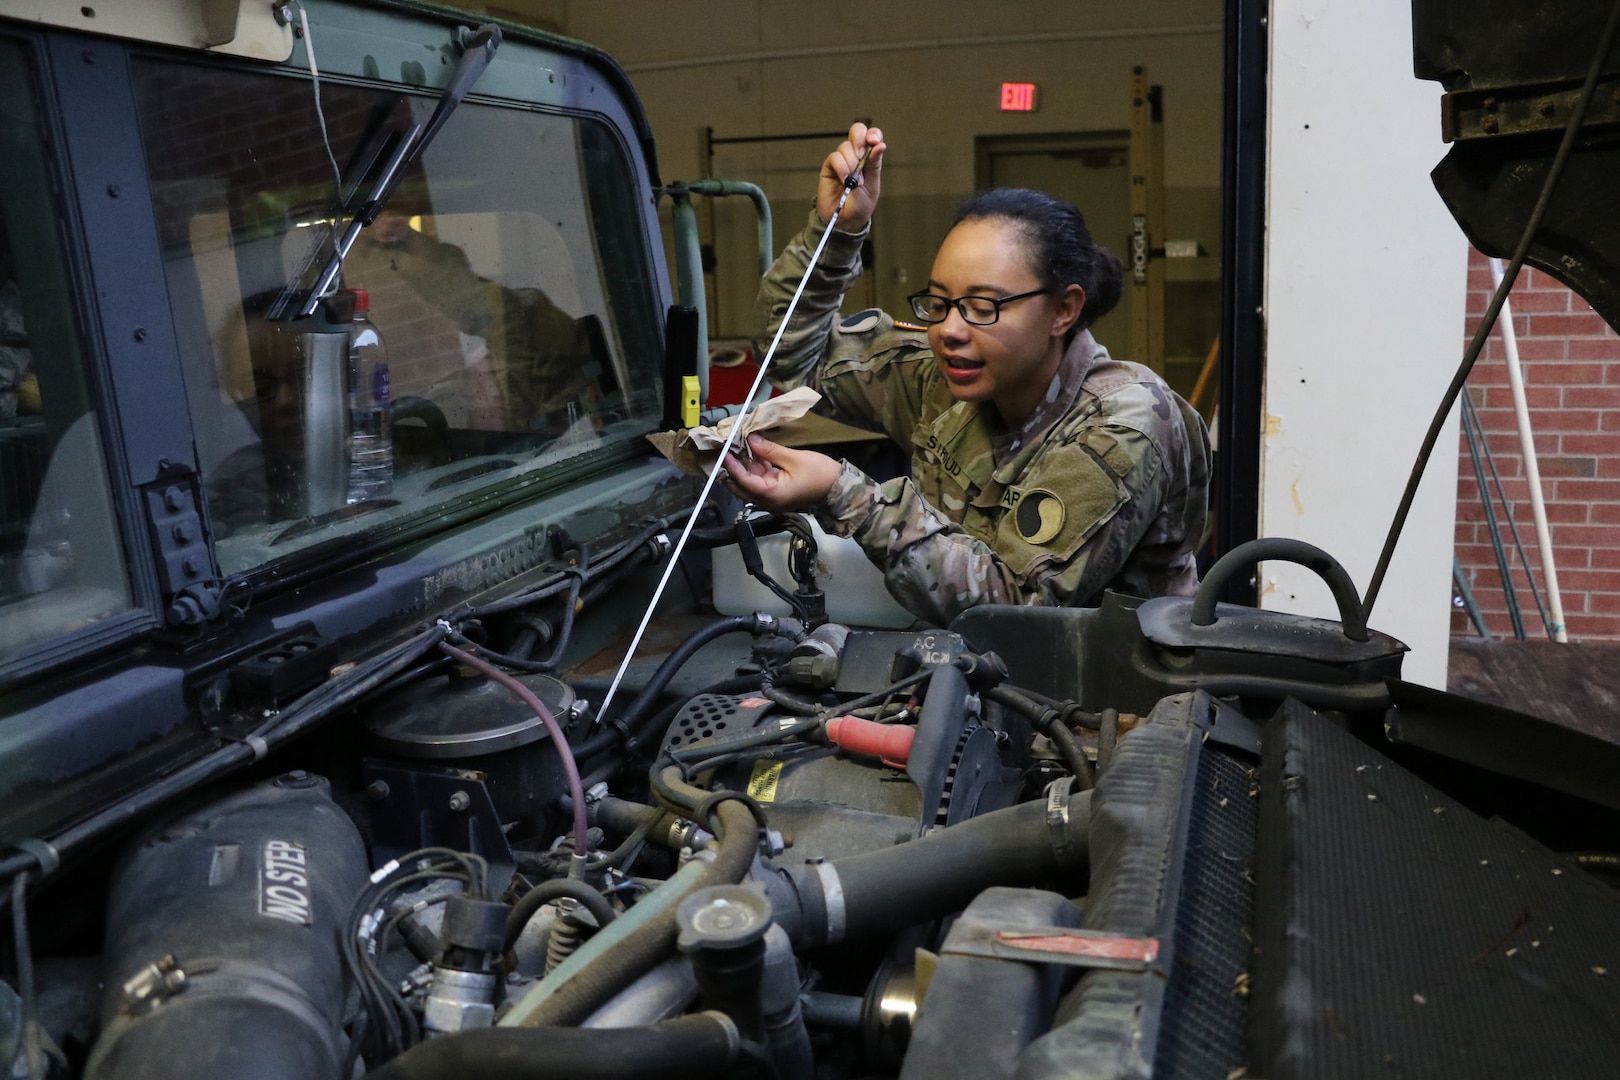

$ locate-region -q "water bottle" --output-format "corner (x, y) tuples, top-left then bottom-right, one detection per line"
(345, 289), (393, 503)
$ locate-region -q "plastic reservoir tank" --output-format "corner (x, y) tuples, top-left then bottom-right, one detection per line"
(712, 517), (915, 629)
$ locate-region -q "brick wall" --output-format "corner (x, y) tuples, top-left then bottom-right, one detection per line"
(1454, 247), (1620, 640)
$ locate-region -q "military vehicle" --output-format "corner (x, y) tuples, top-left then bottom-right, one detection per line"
(1, 1), (1618, 1078)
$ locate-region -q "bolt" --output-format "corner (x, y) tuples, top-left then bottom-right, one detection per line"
(181, 556), (200, 576)
(106, 183), (120, 198)
(163, 485), (185, 511)
(133, 327), (147, 342)
(1536, 98), (1555, 117)
(448, 790), (471, 812)
(1481, 115), (1499, 134)
(366, 780), (391, 801)
(172, 522), (193, 543)
(1482, 96), (1498, 110)
(1612, 86), (1620, 104)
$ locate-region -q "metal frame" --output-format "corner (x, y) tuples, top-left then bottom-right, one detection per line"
(0, 28), (164, 687)
(1215, 0), (1267, 603)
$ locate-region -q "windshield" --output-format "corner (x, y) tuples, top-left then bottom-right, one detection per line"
(130, 58), (664, 576)
(0, 36), (135, 666)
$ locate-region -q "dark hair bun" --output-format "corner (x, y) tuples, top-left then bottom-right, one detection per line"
(952, 188), (1125, 336)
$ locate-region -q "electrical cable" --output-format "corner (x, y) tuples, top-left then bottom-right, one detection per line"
(1363, 0), (1620, 619)
(341, 850), (486, 1072)
(440, 640), (590, 863)
(10, 873), (41, 1080)
(296, 2), (345, 283)
(759, 680), (824, 715)
(464, 515), (676, 620)
(592, 146), (878, 726)
(678, 740), (825, 784)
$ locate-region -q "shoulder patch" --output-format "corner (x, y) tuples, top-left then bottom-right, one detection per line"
(837, 309), (883, 335)
(1014, 489), (1067, 545)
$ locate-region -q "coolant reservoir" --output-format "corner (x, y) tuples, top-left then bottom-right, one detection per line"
(712, 517), (914, 628)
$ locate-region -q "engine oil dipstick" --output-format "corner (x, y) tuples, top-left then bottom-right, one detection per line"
(592, 142), (877, 727)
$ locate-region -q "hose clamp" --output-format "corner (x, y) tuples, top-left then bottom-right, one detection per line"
(1046, 775), (1078, 864)
(812, 860), (846, 945)
(701, 1009), (743, 1062)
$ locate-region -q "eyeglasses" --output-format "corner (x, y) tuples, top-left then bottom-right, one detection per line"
(905, 287), (1050, 326)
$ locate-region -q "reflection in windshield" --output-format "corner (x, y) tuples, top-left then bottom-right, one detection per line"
(131, 59), (662, 575)
(0, 38), (135, 665)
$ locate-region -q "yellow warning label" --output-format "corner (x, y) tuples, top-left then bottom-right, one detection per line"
(747, 760), (783, 802)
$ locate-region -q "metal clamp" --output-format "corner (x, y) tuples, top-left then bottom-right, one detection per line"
(1045, 776), (1077, 864)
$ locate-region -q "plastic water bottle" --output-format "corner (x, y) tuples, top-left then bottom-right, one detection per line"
(346, 289), (393, 503)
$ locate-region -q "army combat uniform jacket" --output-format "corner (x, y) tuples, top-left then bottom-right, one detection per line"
(757, 212), (1211, 626)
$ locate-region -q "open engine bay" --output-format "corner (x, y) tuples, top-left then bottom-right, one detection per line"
(4, 1), (1620, 1078)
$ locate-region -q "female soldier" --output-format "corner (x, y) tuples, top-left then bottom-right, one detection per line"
(725, 124), (1209, 626)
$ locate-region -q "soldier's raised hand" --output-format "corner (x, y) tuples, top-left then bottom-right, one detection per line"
(817, 122), (885, 234)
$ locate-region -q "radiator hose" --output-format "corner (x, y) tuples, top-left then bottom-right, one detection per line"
(759, 789), (1092, 949)
(363, 1012), (739, 1080)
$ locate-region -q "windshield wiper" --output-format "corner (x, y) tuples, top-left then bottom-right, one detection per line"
(270, 23), (504, 321)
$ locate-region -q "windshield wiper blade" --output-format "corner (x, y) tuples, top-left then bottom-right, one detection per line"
(275, 23), (504, 321)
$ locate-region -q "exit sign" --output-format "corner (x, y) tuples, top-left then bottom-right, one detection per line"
(1000, 82), (1038, 112)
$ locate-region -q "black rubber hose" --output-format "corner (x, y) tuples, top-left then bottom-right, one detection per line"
(364, 1014), (737, 1080)
(779, 793), (1091, 949)
(683, 514), (794, 548)
(504, 879), (618, 952)
(618, 615), (761, 724)
(985, 686), (1095, 789)
(588, 796), (664, 837)
(571, 616), (765, 759)
(517, 800), (759, 1027)
(572, 674), (766, 790)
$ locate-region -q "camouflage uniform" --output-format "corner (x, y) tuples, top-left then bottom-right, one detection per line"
(757, 211), (1211, 626)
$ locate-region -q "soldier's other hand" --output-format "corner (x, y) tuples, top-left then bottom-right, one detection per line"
(817, 122), (884, 234)
(723, 435), (842, 512)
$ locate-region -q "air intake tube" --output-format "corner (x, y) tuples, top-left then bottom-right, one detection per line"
(85, 772), (367, 1080)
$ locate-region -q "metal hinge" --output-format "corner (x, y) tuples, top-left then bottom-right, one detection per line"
(142, 474), (223, 627)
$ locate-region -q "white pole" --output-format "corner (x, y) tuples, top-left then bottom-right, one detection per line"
(1489, 257), (1568, 642)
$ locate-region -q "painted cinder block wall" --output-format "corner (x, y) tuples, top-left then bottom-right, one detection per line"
(1454, 247), (1620, 640)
